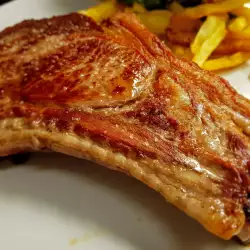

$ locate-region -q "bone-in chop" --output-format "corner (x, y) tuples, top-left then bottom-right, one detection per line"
(0, 12), (250, 243)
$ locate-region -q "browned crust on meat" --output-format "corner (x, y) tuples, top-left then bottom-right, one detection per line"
(0, 12), (250, 240)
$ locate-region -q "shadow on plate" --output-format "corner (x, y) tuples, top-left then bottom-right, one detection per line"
(0, 153), (240, 250)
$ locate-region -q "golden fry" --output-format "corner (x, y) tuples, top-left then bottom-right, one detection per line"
(192, 16), (227, 67)
(165, 17), (249, 55)
(215, 38), (250, 54)
(168, 44), (193, 60)
(80, 0), (250, 72)
(232, 4), (250, 22)
(191, 16), (223, 54)
(228, 16), (248, 32)
(203, 52), (250, 71)
(168, 14), (202, 32)
(228, 26), (250, 39)
(182, 0), (250, 19)
(79, 1), (117, 22)
(137, 10), (172, 34)
(132, 2), (147, 13)
(168, 2), (184, 13)
(165, 14), (201, 46)
(165, 29), (195, 46)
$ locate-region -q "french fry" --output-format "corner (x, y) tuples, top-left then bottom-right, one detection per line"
(168, 44), (193, 60)
(191, 16), (222, 54)
(228, 16), (248, 32)
(192, 16), (227, 67)
(79, 0), (250, 72)
(165, 29), (196, 46)
(232, 4), (250, 22)
(79, 1), (117, 22)
(169, 2), (185, 13)
(203, 52), (250, 71)
(165, 14), (201, 46)
(137, 10), (172, 34)
(228, 26), (250, 39)
(168, 14), (202, 32)
(215, 38), (250, 54)
(132, 2), (147, 13)
(182, 0), (250, 19)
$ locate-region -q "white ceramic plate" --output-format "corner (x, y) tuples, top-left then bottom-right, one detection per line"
(0, 1), (249, 249)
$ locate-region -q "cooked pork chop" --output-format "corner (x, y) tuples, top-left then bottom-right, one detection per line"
(0, 12), (250, 242)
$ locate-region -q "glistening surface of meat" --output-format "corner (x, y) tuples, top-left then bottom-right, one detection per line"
(0, 12), (250, 242)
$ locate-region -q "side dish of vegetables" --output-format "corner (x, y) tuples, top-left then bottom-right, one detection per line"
(80, 0), (250, 71)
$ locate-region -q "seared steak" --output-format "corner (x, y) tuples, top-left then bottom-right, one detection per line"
(0, 12), (250, 242)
